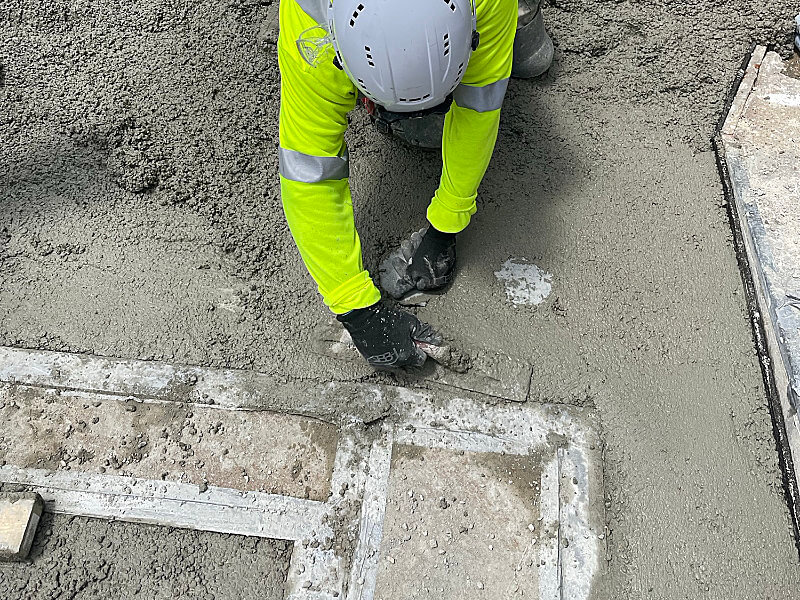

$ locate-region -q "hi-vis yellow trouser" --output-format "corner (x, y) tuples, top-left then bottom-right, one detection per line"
(278, 0), (517, 313)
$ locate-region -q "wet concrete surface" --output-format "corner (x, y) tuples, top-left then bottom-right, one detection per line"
(0, 511), (290, 600)
(2, 0), (800, 597)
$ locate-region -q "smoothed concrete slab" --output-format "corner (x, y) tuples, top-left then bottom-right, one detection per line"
(0, 383), (338, 501)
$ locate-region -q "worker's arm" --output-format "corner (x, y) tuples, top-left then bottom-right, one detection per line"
(277, 0), (381, 314)
(427, 0), (518, 233)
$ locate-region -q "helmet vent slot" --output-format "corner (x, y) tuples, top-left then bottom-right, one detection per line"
(364, 46), (375, 67)
(357, 78), (371, 96)
(443, 34), (450, 56)
(443, 0), (456, 11)
(349, 4), (365, 27)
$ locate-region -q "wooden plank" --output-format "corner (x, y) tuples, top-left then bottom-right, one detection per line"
(0, 492), (43, 561)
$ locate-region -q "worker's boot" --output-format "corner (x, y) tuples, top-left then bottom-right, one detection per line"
(512, 0), (554, 79)
(391, 116), (445, 150)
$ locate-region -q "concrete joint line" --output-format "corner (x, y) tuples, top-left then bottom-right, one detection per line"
(0, 465), (327, 542)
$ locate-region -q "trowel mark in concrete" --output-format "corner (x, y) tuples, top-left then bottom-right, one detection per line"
(494, 259), (553, 306)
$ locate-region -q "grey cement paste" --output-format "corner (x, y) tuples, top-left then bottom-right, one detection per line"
(2, 0), (800, 597)
(0, 511), (290, 599)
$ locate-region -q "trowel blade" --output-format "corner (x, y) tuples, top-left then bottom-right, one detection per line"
(311, 318), (533, 402)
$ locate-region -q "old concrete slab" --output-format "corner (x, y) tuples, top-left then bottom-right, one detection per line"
(373, 445), (545, 599)
(0, 383), (338, 501)
(0, 347), (603, 600)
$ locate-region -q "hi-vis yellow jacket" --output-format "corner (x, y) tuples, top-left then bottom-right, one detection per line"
(278, 0), (517, 313)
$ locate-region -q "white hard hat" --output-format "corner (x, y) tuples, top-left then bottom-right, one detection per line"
(327, 0), (478, 112)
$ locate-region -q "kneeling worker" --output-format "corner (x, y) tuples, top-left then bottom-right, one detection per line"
(278, 0), (552, 368)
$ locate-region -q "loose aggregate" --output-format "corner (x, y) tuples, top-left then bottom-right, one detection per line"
(2, 0), (800, 598)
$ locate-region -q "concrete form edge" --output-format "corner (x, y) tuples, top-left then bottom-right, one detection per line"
(713, 44), (800, 550)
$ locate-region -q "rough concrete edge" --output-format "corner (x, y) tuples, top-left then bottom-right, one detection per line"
(0, 346), (390, 425)
(0, 465), (327, 541)
(712, 44), (800, 552)
(720, 45), (767, 136)
(558, 443), (603, 599)
(287, 537), (341, 600)
(539, 454), (560, 600)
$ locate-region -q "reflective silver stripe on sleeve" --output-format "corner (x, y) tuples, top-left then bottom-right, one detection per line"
(279, 147), (350, 183)
(452, 78), (510, 113)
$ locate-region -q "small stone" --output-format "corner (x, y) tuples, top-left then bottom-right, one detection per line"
(477, 581), (485, 590)
(429, 539), (438, 549)
(386, 556), (396, 564)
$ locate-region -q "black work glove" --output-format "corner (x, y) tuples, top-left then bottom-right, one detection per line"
(407, 225), (456, 290)
(379, 225), (457, 299)
(337, 301), (442, 369)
